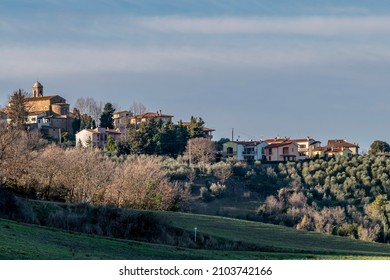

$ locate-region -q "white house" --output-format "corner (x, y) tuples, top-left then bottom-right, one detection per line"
(223, 140), (268, 161)
(76, 127), (122, 149)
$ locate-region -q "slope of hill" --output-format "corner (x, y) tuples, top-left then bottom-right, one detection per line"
(2, 209), (390, 259)
(166, 211), (390, 257)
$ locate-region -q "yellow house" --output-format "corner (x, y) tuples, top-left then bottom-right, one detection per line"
(113, 111), (131, 130)
(265, 137), (321, 159)
(264, 140), (299, 162)
(129, 111), (173, 126)
(312, 139), (359, 157)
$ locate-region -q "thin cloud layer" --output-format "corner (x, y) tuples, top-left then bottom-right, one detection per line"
(0, 43), (388, 79)
(137, 16), (390, 36)
(3, 15), (390, 44)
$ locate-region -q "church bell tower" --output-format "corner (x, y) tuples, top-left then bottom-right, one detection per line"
(32, 81), (43, 97)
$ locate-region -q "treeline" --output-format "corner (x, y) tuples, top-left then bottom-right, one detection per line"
(0, 124), (227, 211)
(0, 126), (189, 211)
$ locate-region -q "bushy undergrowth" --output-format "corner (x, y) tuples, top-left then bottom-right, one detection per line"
(0, 191), (263, 251)
(0, 188), (37, 223)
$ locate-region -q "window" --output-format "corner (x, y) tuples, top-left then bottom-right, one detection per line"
(283, 147), (289, 154)
(269, 148), (272, 155)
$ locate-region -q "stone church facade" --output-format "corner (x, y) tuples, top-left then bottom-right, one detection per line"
(25, 82), (75, 139)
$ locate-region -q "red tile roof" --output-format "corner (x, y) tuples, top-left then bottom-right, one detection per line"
(266, 141), (296, 149)
(265, 137), (317, 143)
(327, 139), (359, 148)
(132, 112), (173, 118)
(231, 140), (264, 146)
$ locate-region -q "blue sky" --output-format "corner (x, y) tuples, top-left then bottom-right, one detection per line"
(2, 1), (390, 151)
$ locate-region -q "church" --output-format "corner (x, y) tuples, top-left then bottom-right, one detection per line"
(24, 81), (75, 139)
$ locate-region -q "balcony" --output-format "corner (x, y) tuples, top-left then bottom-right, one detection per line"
(224, 151), (237, 157)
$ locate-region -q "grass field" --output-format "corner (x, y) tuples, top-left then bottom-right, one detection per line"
(2, 207), (390, 259)
(165, 211), (390, 257)
(0, 218), (345, 260)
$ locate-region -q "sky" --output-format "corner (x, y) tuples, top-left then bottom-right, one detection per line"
(1, 0), (390, 151)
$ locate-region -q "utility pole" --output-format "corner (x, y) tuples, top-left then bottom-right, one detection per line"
(189, 140), (192, 166)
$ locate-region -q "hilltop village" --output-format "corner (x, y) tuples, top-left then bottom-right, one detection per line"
(1, 81), (360, 163)
(3, 81), (390, 248)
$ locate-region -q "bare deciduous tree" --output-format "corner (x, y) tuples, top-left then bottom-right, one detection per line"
(74, 97), (103, 127)
(0, 124), (39, 187)
(60, 148), (114, 203)
(185, 137), (215, 173)
(130, 101), (146, 116)
(105, 156), (176, 210)
(212, 162), (232, 184)
(30, 144), (66, 199)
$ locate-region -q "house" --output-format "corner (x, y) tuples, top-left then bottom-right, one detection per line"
(327, 139), (359, 155)
(312, 139), (359, 157)
(263, 140), (299, 162)
(76, 127), (122, 149)
(129, 111), (173, 126)
(202, 127), (215, 139)
(265, 137), (321, 159)
(113, 110), (131, 130)
(223, 140), (268, 161)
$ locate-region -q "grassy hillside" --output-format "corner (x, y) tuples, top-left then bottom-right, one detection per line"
(0, 218), (343, 260)
(166, 211), (390, 257)
(2, 209), (390, 259)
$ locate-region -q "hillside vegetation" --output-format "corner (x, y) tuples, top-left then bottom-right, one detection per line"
(2, 125), (390, 247)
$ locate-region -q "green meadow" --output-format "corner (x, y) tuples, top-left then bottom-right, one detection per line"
(2, 209), (390, 260)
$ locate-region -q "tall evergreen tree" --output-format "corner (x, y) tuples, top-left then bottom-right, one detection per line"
(159, 122), (188, 156)
(7, 89), (29, 129)
(187, 116), (205, 138)
(104, 135), (119, 156)
(99, 103), (115, 129)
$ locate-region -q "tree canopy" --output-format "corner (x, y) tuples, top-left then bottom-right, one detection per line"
(369, 140), (390, 155)
(187, 116), (205, 138)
